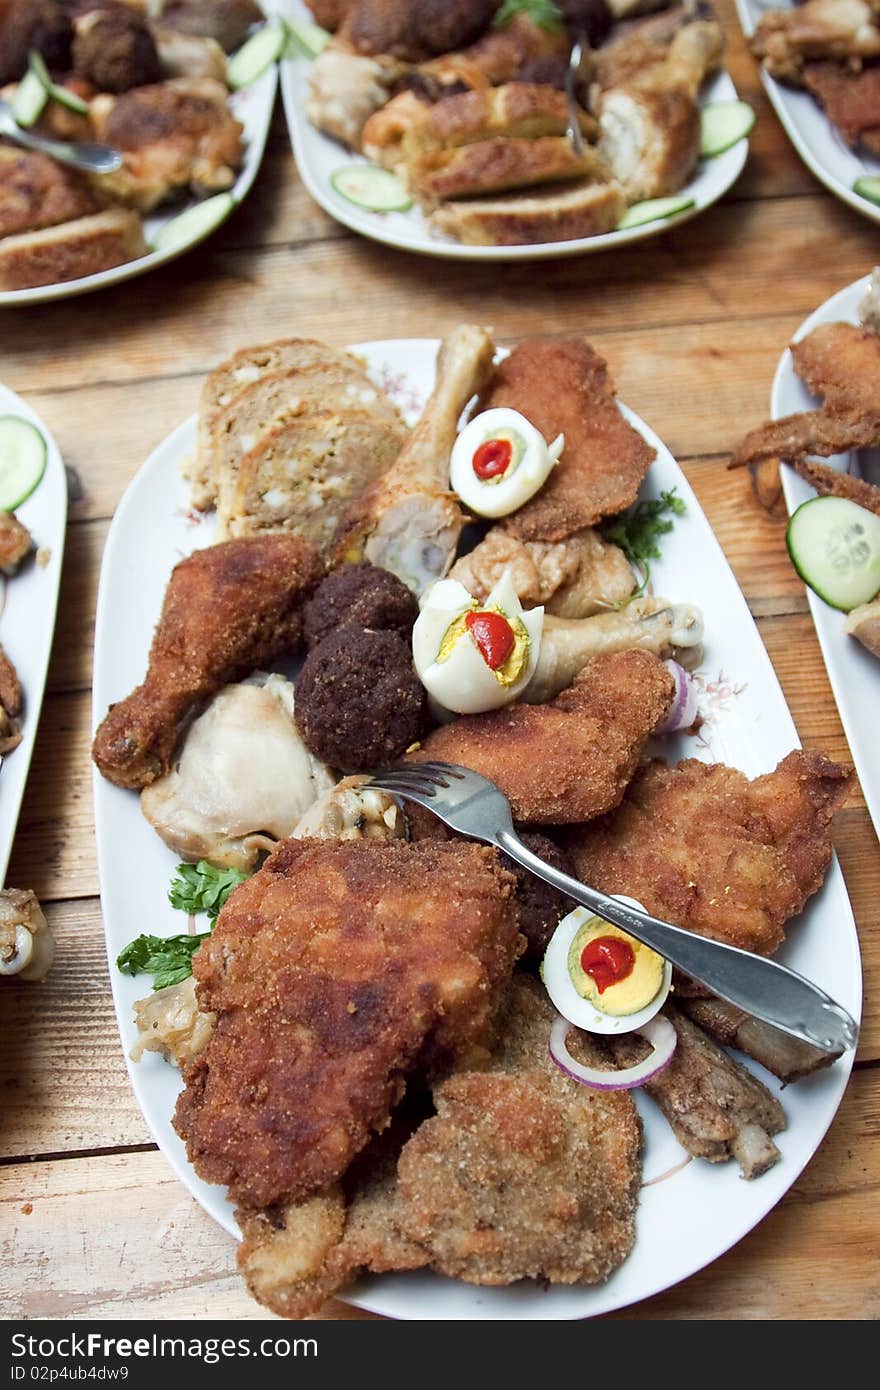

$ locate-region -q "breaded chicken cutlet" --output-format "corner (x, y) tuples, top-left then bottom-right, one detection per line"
(235, 978), (641, 1317)
(410, 648), (675, 824)
(0, 145), (98, 241)
(566, 751), (853, 958)
(92, 534), (323, 790)
(174, 836), (523, 1209)
(478, 337), (656, 542)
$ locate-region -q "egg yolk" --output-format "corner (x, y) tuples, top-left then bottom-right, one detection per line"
(437, 605), (530, 687)
(470, 429), (525, 485)
(567, 919), (664, 1017)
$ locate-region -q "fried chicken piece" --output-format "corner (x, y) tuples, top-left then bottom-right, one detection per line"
(411, 648), (675, 824)
(844, 594), (880, 654)
(89, 78), (244, 212)
(803, 59), (880, 152)
(0, 643), (22, 754)
(751, 0), (880, 84)
(418, 12), (570, 89)
(333, 324), (495, 593)
(157, 0), (263, 53)
(173, 837), (523, 1208)
(477, 338), (656, 542)
(396, 977), (641, 1285)
(0, 511), (33, 575)
(449, 525), (635, 618)
(92, 535), (323, 790)
(566, 751), (852, 958)
(790, 456), (880, 514)
(730, 321), (880, 471)
(0, 145), (99, 241)
(608, 1005), (786, 1179)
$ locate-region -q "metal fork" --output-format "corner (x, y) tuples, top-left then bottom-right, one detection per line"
(0, 98), (122, 174)
(564, 34), (591, 159)
(368, 761), (859, 1056)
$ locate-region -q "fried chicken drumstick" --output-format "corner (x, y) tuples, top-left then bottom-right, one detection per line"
(92, 535), (323, 789)
(411, 648), (675, 824)
(174, 836), (523, 1209)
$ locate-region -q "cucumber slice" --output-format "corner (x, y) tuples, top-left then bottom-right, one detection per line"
(700, 100), (755, 157)
(617, 195), (695, 230)
(152, 192), (236, 253)
(286, 18), (331, 58)
(854, 175), (880, 206)
(11, 69), (48, 127)
(786, 495), (880, 611)
(29, 50), (89, 114)
(227, 18), (287, 89)
(0, 417), (47, 511)
(331, 165), (413, 212)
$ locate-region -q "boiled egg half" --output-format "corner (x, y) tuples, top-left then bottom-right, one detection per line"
(450, 408), (564, 519)
(412, 570), (543, 715)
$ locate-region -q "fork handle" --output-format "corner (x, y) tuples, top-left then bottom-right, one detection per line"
(494, 829), (858, 1055)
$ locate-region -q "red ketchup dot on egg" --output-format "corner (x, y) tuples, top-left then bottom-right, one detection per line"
(580, 936), (636, 994)
(464, 610), (516, 670)
(473, 437), (512, 480)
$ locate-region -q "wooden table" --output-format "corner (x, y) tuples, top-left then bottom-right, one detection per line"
(2, 1), (878, 1322)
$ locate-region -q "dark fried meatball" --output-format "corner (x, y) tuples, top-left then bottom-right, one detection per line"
(303, 562), (419, 651)
(415, 0), (500, 55)
(507, 830), (575, 961)
(0, 0), (72, 84)
(158, 0), (263, 54)
(295, 628), (427, 773)
(558, 0), (612, 47)
(72, 5), (162, 93)
(342, 0), (499, 61)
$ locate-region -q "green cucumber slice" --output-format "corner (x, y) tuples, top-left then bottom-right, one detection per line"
(286, 18), (331, 58)
(617, 195), (695, 230)
(700, 100), (755, 157)
(152, 192), (236, 253)
(330, 165), (412, 212)
(29, 50), (89, 114)
(11, 69), (48, 127)
(854, 175), (880, 206)
(0, 417), (48, 510)
(227, 18), (287, 89)
(786, 495), (880, 611)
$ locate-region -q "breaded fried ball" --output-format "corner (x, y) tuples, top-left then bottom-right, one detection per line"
(72, 5), (162, 92)
(0, 0), (71, 84)
(303, 562), (418, 651)
(295, 628), (427, 773)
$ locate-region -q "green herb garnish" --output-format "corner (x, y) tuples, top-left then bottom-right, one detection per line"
(493, 0), (564, 32)
(601, 488), (687, 597)
(168, 861), (248, 919)
(117, 932), (211, 991)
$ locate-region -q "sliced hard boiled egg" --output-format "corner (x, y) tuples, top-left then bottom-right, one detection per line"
(450, 407), (563, 519)
(541, 899), (672, 1035)
(413, 570), (543, 715)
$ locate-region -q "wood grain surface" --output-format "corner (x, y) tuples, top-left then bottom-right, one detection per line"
(2, 1), (878, 1322)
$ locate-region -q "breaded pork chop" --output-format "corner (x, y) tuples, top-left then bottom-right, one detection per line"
(174, 837), (523, 1209)
(411, 648), (675, 824)
(92, 535), (323, 790)
(477, 337), (656, 541)
(566, 751), (852, 957)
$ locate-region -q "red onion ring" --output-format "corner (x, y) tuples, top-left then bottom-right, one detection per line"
(549, 1014), (677, 1091)
(659, 659), (700, 733)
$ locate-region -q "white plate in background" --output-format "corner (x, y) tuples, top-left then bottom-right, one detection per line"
(735, 0), (880, 224)
(0, 383), (66, 882)
(93, 337), (860, 1319)
(771, 273), (880, 840)
(280, 0), (750, 261)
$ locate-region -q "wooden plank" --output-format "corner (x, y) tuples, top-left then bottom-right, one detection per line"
(2, 1068), (876, 1320)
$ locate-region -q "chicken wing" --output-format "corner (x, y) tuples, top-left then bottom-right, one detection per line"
(411, 648), (675, 824)
(476, 337), (656, 542)
(173, 836), (523, 1208)
(92, 535), (324, 790)
(566, 751), (853, 957)
(448, 525), (636, 617)
(751, 0), (880, 84)
(333, 323), (496, 593)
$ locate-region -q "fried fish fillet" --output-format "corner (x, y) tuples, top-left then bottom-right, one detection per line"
(566, 751), (853, 958)
(477, 337), (656, 541)
(411, 649), (675, 824)
(174, 837), (523, 1209)
(92, 535), (323, 790)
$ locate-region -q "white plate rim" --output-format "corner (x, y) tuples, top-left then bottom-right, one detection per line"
(0, 382), (67, 884)
(279, 0), (749, 262)
(0, 58), (278, 308)
(92, 338), (861, 1320)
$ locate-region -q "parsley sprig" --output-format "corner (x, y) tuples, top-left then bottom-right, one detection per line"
(493, 0), (564, 32)
(601, 488), (687, 597)
(117, 933), (211, 991)
(168, 861), (248, 918)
